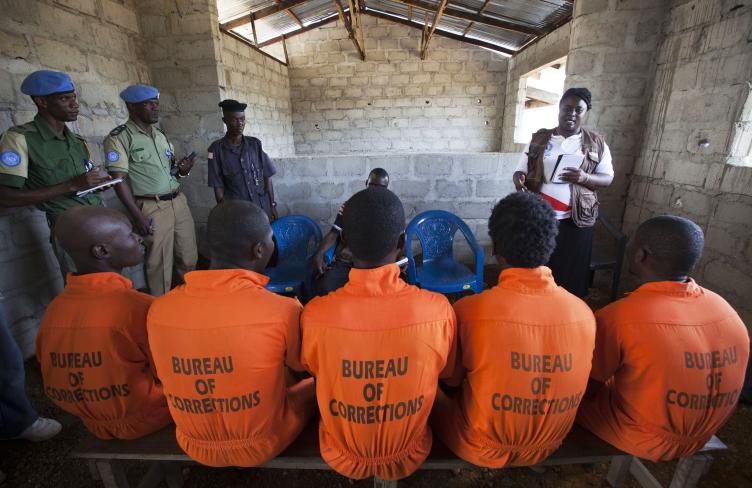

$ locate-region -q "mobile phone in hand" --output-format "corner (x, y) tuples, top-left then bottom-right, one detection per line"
(187, 151), (197, 161)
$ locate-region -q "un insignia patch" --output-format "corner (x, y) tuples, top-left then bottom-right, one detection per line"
(106, 151), (120, 162)
(0, 150), (21, 167)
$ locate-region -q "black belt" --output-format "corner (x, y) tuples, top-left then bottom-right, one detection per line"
(135, 191), (180, 201)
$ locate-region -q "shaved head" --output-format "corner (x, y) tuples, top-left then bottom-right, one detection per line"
(630, 215), (704, 279)
(208, 201), (273, 269)
(54, 206), (144, 273)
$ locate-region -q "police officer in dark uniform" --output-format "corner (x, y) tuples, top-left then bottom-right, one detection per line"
(207, 99), (278, 220)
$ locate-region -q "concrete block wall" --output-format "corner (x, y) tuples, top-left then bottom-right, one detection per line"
(624, 0), (752, 326)
(271, 153), (519, 261)
(0, 0), (150, 356)
(566, 0), (668, 225)
(134, 0), (226, 250)
(285, 15), (508, 154)
(500, 22), (571, 152)
(218, 34), (295, 156)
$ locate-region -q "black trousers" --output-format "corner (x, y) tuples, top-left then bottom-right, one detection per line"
(547, 218), (593, 298)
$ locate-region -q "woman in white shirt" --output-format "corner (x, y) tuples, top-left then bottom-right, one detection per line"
(512, 88), (614, 298)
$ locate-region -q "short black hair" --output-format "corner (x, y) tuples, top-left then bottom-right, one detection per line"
(369, 168), (389, 179)
(561, 87), (592, 110)
(208, 201), (270, 262)
(488, 192), (558, 268)
(634, 215), (704, 276)
(343, 187), (405, 263)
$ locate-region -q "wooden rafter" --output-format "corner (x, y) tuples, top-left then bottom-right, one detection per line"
(256, 15), (339, 47)
(220, 29), (288, 65)
(364, 9), (514, 55)
(420, 0), (448, 59)
(250, 14), (258, 44)
(221, 0), (310, 30)
(277, 0), (305, 28)
(391, 0), (541, 35)
(461, 0), (491, 37)
(334, 0), (365, 60)
(407, 5), (412, 22)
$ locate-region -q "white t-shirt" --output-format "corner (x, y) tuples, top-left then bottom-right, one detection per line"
(515, 133), (613, 220)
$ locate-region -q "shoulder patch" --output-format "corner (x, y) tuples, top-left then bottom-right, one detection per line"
(106, 150), (121, 162)
(109, 125), (127, 136)
(0, 150), (22, 167)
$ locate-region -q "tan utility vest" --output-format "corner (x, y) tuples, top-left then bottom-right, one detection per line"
(525, 128), (605, 227)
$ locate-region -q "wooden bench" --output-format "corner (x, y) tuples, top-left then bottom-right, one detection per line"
(72, 422), (725, 488)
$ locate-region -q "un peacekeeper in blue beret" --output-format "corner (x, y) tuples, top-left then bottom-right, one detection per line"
(103, 84), (197, 296)
(0, 70), (115, 278)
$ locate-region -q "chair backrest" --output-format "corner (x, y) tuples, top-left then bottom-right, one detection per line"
(271, 215), (322, 266)
(406, 210), (481, 262)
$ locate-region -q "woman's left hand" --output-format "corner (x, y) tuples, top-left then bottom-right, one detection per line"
(559, 167), (588, 185)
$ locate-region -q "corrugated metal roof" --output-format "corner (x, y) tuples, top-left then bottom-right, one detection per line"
(216, 0), (572, 55)
(467, 23), (531, 51)
(291, 0), (339, 25)
(218, 0), (275, 23)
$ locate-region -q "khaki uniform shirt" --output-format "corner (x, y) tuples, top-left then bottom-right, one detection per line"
(103, 120), (179, 196)
(0, 115), (102, 215)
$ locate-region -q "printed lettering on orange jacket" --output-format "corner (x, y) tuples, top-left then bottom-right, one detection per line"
(147, 269), (312, 467)
(577, 280), (750, 461)
(433, 267), (596, 468)
(36, 273), (171, 440)
(301, 265), (457, 480)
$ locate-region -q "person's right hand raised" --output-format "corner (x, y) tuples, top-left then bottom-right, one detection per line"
(313, 252), (327, 276)
(68, 168), (112, 192)
(134, 212), (155, 236)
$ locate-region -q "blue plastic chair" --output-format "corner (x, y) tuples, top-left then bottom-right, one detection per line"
(265, 215), (322, 296)
(405, 210), (484, 295)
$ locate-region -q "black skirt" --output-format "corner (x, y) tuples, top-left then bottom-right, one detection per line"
(547, 218), (593, 298)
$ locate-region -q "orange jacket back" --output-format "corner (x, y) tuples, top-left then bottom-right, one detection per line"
(36, 273), (170, 440)
(578, 280), (750, 461)
(147, 269), (310, 467)
(301, 265), (457, 480)
(436, 267), (595, 467)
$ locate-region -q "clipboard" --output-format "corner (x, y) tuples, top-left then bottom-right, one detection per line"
(550, 154), (584, 183)
(76, 178), (123, 197)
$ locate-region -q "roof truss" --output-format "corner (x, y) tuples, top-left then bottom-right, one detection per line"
(218, 0), (571, 58)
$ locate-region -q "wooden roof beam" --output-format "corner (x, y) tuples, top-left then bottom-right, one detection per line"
(334, 0), (365, 60)
(391, 0), (541, 35)
(364, 9), (514, 55)
(420, 0), (448, 59)
(221, 0), (311, 30)
(256, 15), (339, 47)
(461, 0), (491, 37)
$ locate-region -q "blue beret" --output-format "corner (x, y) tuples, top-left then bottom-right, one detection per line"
(120, 84), (159, 104)
(20, 70), (75, 97)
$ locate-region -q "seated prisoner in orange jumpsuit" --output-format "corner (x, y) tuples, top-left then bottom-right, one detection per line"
(301, 187), (457, 480)
(432, 192), (596, 467)
(147, 201), (315, 467)
(578, 215), (750, 461)
(36, 206), (171, 440)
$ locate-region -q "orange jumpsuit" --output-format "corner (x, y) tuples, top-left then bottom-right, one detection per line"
(301, 264), (457, 480)
(147, 269), (313, 467)
(433, 267), (596, 467)
(577, 280), (750, 461)
(36, 272), (171, 440)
